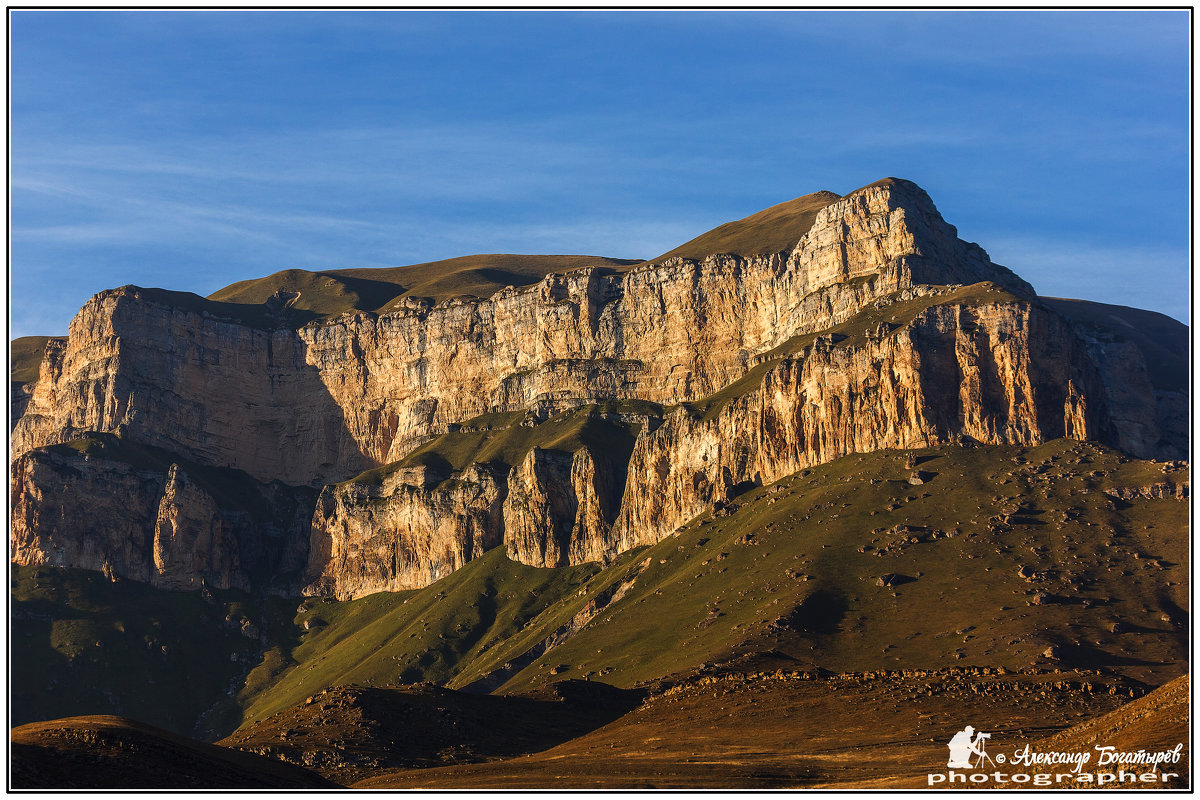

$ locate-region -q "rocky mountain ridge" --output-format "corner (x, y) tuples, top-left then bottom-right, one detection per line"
(9, 178), (1188, 597)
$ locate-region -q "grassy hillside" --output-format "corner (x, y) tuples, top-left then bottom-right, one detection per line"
(206, 254), (641, 323)
(206, 268), (408, 320)
(350, 254), (641, 308)
(464, 439), (1187, 694)
(220, 681), (641, 786)
(11, 335), (60, 385)
(13, 439), (1187, 748)
(236, 438), (1186, 723)
(238, 548), (601, 724)
(1026, 673), (1189, 784)
(355, 668), (1143, 790)
(11, 715), (335, 789)
(647, 190), (840, 263)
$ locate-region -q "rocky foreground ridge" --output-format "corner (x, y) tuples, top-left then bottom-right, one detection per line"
(10, 179), (1188, 598)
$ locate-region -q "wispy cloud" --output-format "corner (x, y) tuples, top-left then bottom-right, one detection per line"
(983, 235), (1189, 323)
(9, 10), (1187, 339)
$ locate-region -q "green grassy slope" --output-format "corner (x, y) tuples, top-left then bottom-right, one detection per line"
(237, 438), (1186, 724)
(484, 439), (1187, 693)
(13, 439), (1187, 742)
(238, 548), (600, 724)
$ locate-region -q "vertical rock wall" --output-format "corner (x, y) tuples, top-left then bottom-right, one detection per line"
(8, 179), (1186, 597)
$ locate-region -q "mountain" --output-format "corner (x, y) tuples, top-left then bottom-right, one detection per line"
(205, 254), (644, 325)
(10, 178), (1185, 599)
(8, 177), (1189, 788)
(646, 188), (841, 262)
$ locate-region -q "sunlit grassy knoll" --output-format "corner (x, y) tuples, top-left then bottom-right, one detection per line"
(11, 335), (59, 385)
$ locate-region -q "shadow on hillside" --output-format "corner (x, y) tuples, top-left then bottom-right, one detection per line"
(223, 680), (646, 781)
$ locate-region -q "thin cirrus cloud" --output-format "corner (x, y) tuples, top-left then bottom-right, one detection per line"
(11, 116), (731, 248)
(11, 120), (722, 234)
(8, 10), (1188, 340)
(10, 120), (697, 336)
(982, 236), (1189, 324)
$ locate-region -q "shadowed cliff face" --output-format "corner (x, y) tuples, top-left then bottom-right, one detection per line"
(10, 436), (317, 592)
(11, 297), (373, 487)
(9, 178), (1188, 597)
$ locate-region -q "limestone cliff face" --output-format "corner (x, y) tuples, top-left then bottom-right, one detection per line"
(776, 180), (1033, 340)
(11, 294), (373, 487)
(303, 464), (505, 600)
(11, 382), (33, 429)
(502, 446), (623, 570)
(9, 178), (1187, 597)
(305, 409), (635, 597)
(10, 440), (315, 591)
(1052, 317), (1188, 462)
(610, 296), (1112, 551)
(11, 180), (1033, 487)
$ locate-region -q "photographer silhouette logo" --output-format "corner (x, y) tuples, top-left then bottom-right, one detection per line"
(929, 725), (1183, 787)
(947, 725), (994, 769)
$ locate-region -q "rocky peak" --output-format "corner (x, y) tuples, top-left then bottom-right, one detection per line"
(791, 177), (1035, 299)
(9, 178), (1187, 598)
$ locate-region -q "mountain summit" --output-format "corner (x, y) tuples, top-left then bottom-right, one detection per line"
(8, 179), (1189, 789)
(11, 177), (1185, 601)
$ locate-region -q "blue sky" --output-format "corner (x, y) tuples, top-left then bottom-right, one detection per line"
(9, 9), (1191, 338)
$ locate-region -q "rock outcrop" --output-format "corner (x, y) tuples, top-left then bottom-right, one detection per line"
(9, 178), (1188, 597)
(304, 404), (643, 597)
(502, 445), (624, 569)
(10, 180), (1033, 485)
(303, 464), (505, 600)
(10, 436), (315, 591)
(610, 292), (1112, 551)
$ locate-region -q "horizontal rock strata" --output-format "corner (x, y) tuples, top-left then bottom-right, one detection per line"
(11, 180), (1033, 486)
(9, 178), (1187, 597)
